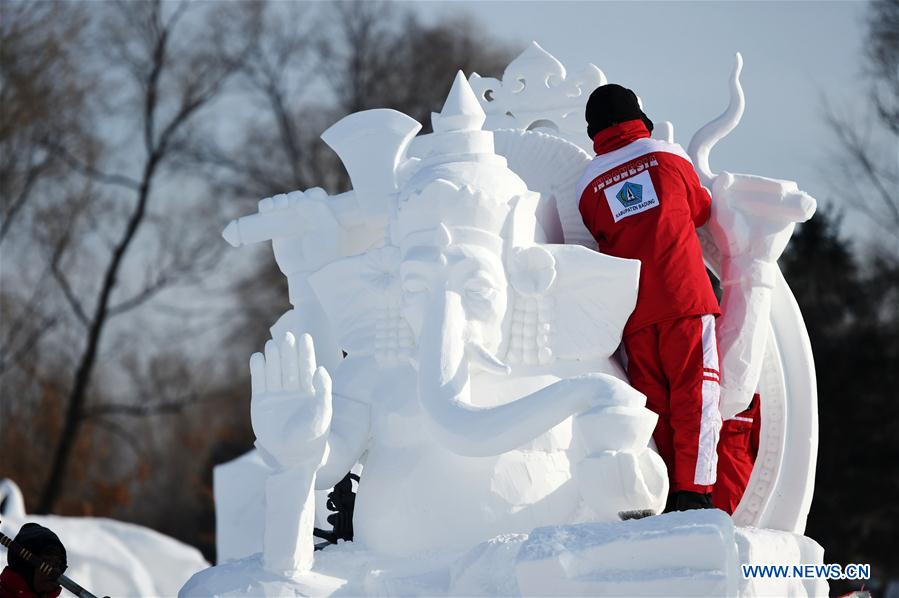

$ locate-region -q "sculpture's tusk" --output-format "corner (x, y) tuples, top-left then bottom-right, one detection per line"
(466, 341), (511, 375)
(688, 53), (745, 187)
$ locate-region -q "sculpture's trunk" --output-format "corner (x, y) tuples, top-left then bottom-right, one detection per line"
(418, 290), (471, 431)
(415, 290), (603, 458)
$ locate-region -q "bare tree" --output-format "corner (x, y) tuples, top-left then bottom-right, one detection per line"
(867, 0), (899, 136)
(0, 2), (98, 392)
(194, 0), (517, 201)
(797, 1), (899, 590)
(0, 2), (99, 242)
(188, 4), (338, 201)
(323, 1), (515, 130)
(24, 0), (254, 513)
(825, 0), (899, 250)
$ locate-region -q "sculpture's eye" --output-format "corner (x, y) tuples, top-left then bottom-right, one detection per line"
(402, 277), (428, 295)
(465, 277), (497, 302)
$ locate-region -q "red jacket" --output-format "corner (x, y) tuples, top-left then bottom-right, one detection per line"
(0, 566), (60, 598)
(578, 120), (719, 335)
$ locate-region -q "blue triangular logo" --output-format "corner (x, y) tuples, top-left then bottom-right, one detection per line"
(616, 182), (643, 207)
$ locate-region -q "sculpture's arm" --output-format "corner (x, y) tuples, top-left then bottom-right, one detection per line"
(222, 189), (385, 260)
(315, 393), (370, 490)
(716, 256), (776, 419)
(250, 332), (331, 575)
(251, 335), (371, 574)
(709, 173), (816, 419)
(223, 190), (388, 298)
(686, 53), (817, 419)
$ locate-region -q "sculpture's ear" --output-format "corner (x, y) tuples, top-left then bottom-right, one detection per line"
(503, 244), (639, 366)
(543, 245), (640, 361)
(308, 247), (404, 356)
(508, 246), (557, 296)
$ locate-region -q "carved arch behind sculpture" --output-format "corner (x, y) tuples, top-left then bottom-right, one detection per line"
(487, 126), (817, 535)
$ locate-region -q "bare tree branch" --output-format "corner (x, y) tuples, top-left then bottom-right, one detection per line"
(0, 257), (56, 358)
(42, 139), (141, 191)
(107, 273), (169, 317)
(0, 315), (57, 376)
(84, 394), (198, 418)
(0, 155), (50, 241)
(92, 416), (144, 457)
(48, 231), (90, 328)
(826, 109), (899, 224)
(49, 266), (89, 329)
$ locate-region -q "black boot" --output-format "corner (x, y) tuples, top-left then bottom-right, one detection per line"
(664, 491), (714, 512)
(664, 492), (677, 513)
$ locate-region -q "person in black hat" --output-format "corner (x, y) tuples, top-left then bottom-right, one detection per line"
(0, 523), (66, 598)
(584, 84), (655, 140)
(576, 84), (722, 513)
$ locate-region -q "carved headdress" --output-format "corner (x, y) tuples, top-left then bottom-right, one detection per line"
(311, 70), (641, 367)
(391, 72), (543, 256)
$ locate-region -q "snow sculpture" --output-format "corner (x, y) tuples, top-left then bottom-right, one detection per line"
(189, 43), (823, 597)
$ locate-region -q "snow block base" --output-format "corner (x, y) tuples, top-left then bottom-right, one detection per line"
(516, 510), (827, 597)
(181, 512), (827, 597)
(179, 553), (347, 597)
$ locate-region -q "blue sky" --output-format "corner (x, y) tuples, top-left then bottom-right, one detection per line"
(410, 1), (872, 237)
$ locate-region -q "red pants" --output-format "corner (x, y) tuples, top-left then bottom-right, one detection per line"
(624, 315), (722, 494)
(713, 394), (761, 513)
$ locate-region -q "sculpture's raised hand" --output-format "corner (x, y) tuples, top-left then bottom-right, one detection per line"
(250, 332), (332, 470)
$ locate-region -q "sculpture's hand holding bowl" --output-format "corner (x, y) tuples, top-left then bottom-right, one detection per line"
(707, 171), (817, 420)
(709, 171), (816, 266)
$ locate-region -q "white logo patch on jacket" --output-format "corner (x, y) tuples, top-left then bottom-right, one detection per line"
(604, 170), (660, 222)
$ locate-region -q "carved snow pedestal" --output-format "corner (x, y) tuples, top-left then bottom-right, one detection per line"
(183, 43), (824, 597)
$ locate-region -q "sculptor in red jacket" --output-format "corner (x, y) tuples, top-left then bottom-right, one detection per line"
(577, 85), (722, 511)
(0, 523), (65, 598)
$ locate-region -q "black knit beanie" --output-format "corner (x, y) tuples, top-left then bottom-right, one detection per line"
(8, 523), (67, 588)
(585, 84), (654, 139)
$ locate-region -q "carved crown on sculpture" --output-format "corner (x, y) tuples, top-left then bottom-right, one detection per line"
(397, 70), (541, 254)
(469, 41), (606, 148)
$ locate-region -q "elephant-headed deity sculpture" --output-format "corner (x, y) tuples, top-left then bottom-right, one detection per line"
(194, 43), (823, 597)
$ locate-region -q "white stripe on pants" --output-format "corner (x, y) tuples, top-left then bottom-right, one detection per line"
(694, 314), (722, 486)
